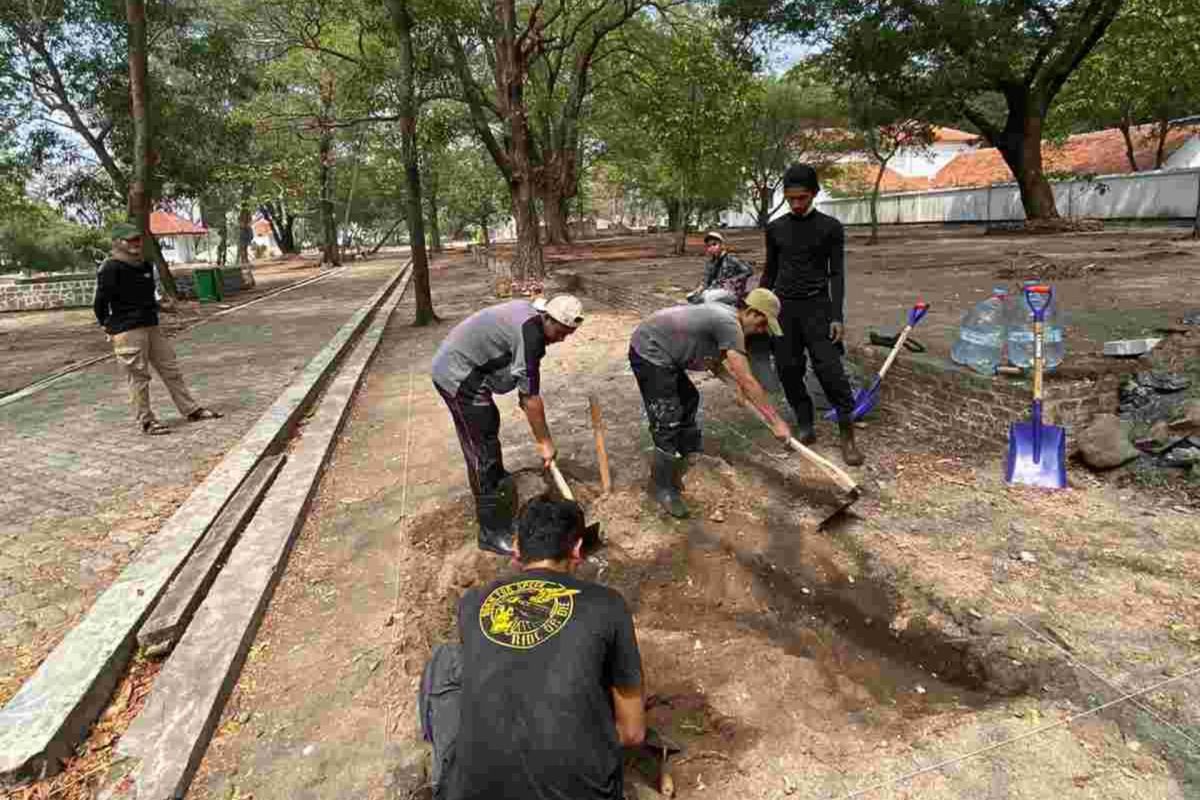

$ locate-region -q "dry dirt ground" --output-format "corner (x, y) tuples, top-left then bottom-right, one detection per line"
(0, 257), (329, 397)
(181, 229), (1196, 800)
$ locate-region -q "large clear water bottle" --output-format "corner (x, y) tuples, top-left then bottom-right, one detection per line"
(952, 286), (1009, 375)
(1007, 280), (1065, 370)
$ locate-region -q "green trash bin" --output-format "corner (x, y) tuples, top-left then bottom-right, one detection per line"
(193, 267), (223, 303)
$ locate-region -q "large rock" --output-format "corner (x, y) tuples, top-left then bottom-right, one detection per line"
(1077, 413), (1139, 470)
(1168, 399), (1200, 435)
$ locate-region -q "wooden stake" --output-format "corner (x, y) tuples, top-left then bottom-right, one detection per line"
(588, 394), (612, 495)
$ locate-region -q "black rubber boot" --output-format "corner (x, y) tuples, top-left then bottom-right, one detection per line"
(651, 448), (689, 518)
(792, 398), (817, 445)
(476, 475), (517, 555)
(838, 422), (865, 467)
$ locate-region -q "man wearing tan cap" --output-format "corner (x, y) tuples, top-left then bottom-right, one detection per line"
(628, 288), (792, 518)
(432, 294), (584, 555)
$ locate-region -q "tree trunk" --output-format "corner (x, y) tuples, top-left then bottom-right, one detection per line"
(426, 163), (442, 253)
(1119, 118), (1139, 172)
(125, 0), (177, 299)
(237, 182), (253, 266)
(671, 201), (688, 256)
(541, 186), (570, 245)
(494, 0), (544, 282)
(387, 0), (437, 325)
(755, 184), (772, 229)
(317, 75), (340, 268)
(868, 158), (888, 245)
(1193, 172), (1200, 240)
(1154, 118), (1170, 170)
(994, 111), (1060, 221)
(479, 215), (491, 248)
(260, 201), (298, 254)
(510, 181), (544, 285)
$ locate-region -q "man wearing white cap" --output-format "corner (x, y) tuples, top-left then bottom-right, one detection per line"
(628, 288), (792, 518)
(433, 294), (585, 555)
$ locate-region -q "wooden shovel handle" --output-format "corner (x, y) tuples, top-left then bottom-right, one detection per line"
(548, 461), (575, 501)
(877, 323), (915, 381)
(716, 373), (859, 494)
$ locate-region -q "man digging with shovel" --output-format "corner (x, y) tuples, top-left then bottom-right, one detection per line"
(629, 288), (793, 518)
(432, 294), (585, 555)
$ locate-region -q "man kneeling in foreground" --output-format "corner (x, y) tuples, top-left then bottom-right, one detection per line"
(419, 497), (645, 800)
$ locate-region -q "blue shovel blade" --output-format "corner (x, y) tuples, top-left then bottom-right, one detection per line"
(1005, 421), (1067, 488)
(824, 385), (879, 423)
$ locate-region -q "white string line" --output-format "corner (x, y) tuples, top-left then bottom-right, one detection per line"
(828, 665), (1200, 800)
(384, 364), (417, 743)
(1012, 616), (1200, 753)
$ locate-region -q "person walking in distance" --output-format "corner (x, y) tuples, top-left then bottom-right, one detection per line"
(760, 164), (864, 466)
(93, 222), (222, 435)
(432, 294), (584, 555)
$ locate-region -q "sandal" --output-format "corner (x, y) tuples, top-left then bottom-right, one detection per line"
(142, 420), (171, 436)
(187, 407), (223, 422)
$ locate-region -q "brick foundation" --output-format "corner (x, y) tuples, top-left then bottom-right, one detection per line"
(852, 346), (1120, 454)
(554, 268), (1121, 454)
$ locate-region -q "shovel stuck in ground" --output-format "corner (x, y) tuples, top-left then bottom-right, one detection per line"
(548, 460), (604, 553)
(716, 373), (861, 529)
(1004, 285), (1067, 489)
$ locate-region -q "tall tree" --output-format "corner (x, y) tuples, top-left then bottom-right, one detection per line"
(125, 0), (154, 259)
(722, 0), (1126, 222)
(444, 0), (667, 280)
(1050, 0), (1200, 172)
(387, 0), (438, 324)
(738, 67), (852, 228)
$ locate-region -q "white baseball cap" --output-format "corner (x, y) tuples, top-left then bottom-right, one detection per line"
(533, 294), (585, 328)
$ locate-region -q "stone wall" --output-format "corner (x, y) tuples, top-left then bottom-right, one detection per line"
(0, 267), (248, 313)
(0, 273), (97, 312)
(553, 268), (1120, 454)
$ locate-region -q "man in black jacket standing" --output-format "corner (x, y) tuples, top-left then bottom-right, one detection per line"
(94, 222), (221, 435)
(760, 164), (863, 466)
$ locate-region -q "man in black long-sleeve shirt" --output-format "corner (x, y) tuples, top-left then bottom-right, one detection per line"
(760, 164), (863, 466)
(94, 222), (221, 435)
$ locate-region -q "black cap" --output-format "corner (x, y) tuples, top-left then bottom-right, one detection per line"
(783, 164), (820, 196)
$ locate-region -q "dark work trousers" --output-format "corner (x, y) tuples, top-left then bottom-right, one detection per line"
(629, 347), (702, 456)
(773, 296), (855, 423)
(435, 383), (507, 498)
(418, 643), (462, 800)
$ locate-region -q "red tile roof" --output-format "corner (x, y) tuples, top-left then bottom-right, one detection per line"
(150, 210), (207, 236)
(932, 124), (1198, 190)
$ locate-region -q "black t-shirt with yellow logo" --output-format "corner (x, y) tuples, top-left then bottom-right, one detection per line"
(448, 569), (642, 800)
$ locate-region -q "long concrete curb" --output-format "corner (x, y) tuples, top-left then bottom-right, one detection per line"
(0, 262), (410, 785)
(105, 261), (416, 800)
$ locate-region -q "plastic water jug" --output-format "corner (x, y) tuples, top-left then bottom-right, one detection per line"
(1007, 279), (1064, 370)
(952, 287), (1008, 375)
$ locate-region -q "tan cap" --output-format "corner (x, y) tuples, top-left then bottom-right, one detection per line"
(744, 288), (783, 336)
(703, 230), (724, 244)
(533, 294), (585, 328)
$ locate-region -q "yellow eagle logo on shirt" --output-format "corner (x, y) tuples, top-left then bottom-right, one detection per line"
(479, 579), (579, 650)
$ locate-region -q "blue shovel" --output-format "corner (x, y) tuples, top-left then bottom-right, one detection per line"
(826, 300), (929, 423)
(1004, 285), (1067, 489)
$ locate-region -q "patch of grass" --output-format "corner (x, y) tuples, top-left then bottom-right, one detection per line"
(1069, 308), (1172, 343)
